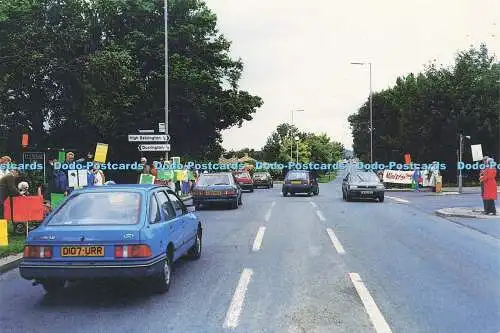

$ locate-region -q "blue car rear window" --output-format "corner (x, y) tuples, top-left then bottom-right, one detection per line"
(48, 192), (141, 225)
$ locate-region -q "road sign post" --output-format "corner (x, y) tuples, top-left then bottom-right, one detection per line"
(128, 134), (169, 142)
(138, 144), (171, 152)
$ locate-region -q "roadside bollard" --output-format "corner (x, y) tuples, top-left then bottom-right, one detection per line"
(0, 219), (8, 246)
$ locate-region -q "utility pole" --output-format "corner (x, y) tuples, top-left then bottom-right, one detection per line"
(164, 0), (169, 161)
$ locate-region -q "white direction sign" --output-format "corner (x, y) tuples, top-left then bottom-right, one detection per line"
(128, 134), (169, 142)
(138, 144), (171, 152)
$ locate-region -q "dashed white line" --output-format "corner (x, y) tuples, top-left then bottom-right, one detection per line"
(252, 226), (266, 251)
(223, 268), (253, 329)
(326, 228), (345, 254)
(310, 202), (317, 208)
(385, 196), (409, 203)
(316, 210), (326, 221)
(265, 201), (276, 221)
(349, 273), (393, 333)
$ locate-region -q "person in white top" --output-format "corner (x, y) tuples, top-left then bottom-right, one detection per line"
(93, 164), (105, 186)
(0, 156), (12, 180)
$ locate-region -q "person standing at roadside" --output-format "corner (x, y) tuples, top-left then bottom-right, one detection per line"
(479, 156), (489, 212)
(480, 157), (497, 215)
(412, 167), (421, 192)
(0, 168), (21, 219)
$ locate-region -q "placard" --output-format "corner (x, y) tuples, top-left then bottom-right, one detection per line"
(471, 144), (483, 162)
(3, 196), (44, 222)
(139, 174), (155, 184)
(50, 193), (65, 209)
(404, 153), (411, 165)
(94, 143), (108, 163)
(58, 151), (66, 163)
(68, 170), (88, 187)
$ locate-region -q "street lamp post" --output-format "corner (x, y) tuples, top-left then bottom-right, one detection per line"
(164, 0), (169, 160)
(351, 62), (373, 164)
(290, 109), (304, 161)
(458, 134), (471, 194)
(295, 136), (299, 164)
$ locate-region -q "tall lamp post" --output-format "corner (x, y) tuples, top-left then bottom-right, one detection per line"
(164, 0), (169, 160)
(351, 62), (373, 164)
(295, 136), (299, 164)
(458, 134), (471, 194)
(290, 109), (304, 161)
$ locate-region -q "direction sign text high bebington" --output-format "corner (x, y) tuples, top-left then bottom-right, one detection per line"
(128, 134), (169, 142)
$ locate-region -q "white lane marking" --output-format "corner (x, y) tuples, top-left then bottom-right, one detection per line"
(385, 196), (409, 203)
(223, 268), (253, 329)
(326, 228), (345, 254)
(264, 201), (276, 221)
(252, 226), (266, 251)
(316, 210), (326, 221)
(310, 202), (317, 208)
(349, 273), (393, 333)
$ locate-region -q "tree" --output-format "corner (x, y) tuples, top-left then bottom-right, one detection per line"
(348, 44), (499, 181)
(261, 123), (298, 162)
(0, 0), (263, 166)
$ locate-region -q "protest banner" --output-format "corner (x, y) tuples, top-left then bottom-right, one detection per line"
(382, 170), (414, 184)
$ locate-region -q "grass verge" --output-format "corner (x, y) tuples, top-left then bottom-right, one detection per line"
(0, 222), (26, 258)
(318, 171), (337, 183)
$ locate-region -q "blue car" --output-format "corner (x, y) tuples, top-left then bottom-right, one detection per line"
(19, 184), (202, 294)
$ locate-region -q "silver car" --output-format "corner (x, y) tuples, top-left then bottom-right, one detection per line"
(342, 171), (385, 202)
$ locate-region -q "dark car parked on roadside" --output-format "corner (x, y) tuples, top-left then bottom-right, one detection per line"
(282, 170), (319, 196)
(342, 170), (385, 202)
(192, 172), (242, 209)
(252, 172), (273, 188)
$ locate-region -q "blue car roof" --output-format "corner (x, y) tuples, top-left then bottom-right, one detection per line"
(72, 184), (167, 193)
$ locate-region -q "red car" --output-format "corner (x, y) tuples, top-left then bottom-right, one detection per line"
(232, 171), (254, 192)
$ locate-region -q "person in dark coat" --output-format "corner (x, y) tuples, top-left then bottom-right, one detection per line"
(0, 169), (21, 219)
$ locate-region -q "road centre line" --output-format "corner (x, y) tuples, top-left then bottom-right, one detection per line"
(252, 227), (266, 251)
(385, 195), (410, 203)
(326, 228), (345, 254)
(349, 273), (393, 333)
(223, 268), (253, 329)
(264, 201), (276, 221)
(316, 210), (326, 221)
(310, 202), (317, 208)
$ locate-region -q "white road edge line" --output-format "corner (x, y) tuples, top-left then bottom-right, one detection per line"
(252, 226), (266, 251)
(310, 202), (317, 208)
(349, 273), (393, 333)
(223, 268), (254, 329)
(265, 201), (276, 221)
(326, 228), (345, 254)
(385, 195), (410, 203)
(316, 210), (326, 221)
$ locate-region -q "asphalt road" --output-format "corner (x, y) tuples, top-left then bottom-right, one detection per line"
(1, 172), (499, 333)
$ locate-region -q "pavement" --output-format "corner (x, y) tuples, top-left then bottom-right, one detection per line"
(1, 179), (499, 332)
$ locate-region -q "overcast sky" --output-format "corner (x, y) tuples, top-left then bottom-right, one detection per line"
(204, 0), (499, 151)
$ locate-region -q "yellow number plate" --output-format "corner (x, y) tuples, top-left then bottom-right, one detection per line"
(61, 246), (104, 257)
(291, 180), (301, 184)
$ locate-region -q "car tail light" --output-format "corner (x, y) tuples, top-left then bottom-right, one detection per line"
(285, 180), (291, 184)
(301, 180), (308, 184)
(115, 245), (152, 258)
(223, 189), (236, 195)
(23, 246), (52, 259)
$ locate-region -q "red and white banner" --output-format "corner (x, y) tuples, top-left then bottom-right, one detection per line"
(382, 170), (414, 184)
